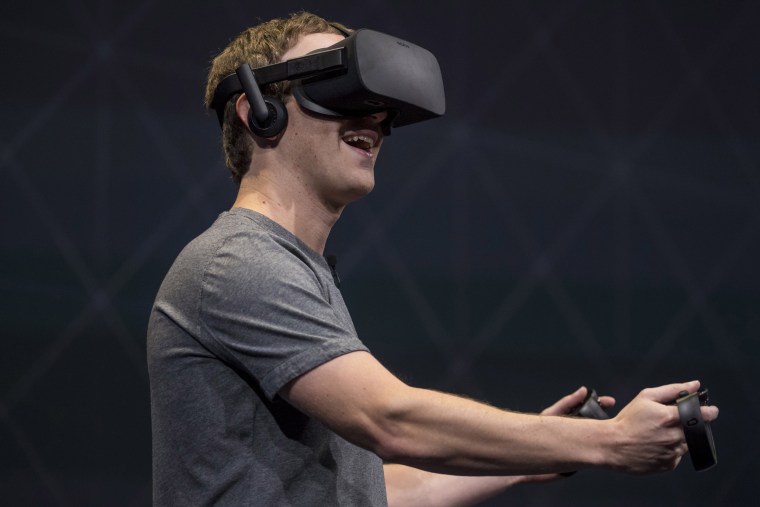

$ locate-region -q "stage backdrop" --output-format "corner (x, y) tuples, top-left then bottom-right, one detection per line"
(1, 1), (758, 505)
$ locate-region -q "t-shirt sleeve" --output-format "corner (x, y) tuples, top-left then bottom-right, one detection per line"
(197, 231), (368, 400)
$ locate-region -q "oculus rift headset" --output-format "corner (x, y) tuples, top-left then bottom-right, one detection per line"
(209, 28), (446, 137)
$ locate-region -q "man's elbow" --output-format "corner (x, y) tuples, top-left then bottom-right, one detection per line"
(350, 387), (433, 464)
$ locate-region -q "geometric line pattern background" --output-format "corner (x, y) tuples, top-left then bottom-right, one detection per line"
(1, 1), (758, 505)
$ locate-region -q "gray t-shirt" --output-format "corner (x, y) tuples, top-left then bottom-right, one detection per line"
(147, 208), (387, 506)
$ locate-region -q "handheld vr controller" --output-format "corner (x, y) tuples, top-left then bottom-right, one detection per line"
(674, 389), (718, 471)
(569, 388), (610, 420)
(565, 387), (717, 473)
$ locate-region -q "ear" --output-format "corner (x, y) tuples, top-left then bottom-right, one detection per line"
(235, 94), (251, 129)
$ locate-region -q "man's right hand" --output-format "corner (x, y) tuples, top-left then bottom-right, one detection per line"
(607, 380), (719, 474)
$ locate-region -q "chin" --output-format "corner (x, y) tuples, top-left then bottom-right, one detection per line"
(340, 179), (375, 205)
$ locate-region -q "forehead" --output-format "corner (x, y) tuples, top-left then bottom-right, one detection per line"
(280, 32), (345, 62)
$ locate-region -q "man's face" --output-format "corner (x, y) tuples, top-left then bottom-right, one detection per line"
(275, 32), (387, 210)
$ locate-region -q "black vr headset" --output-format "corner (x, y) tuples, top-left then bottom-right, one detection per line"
(209, 29), (446, 137)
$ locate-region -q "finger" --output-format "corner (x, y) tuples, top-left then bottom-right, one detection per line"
(598, 396), (616, 409)
(701, 404), (719, 422)
(541, 386), (587, 416)
(640, 380), (700, 403)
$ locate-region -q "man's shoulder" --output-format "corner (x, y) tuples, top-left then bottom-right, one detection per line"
(180, 209), (326, 290)
(180, 210), (293, 264)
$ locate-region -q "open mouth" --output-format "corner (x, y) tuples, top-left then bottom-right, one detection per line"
(342, 134), (375, 152)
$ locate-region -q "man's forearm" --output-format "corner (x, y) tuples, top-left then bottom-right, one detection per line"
(372, 386), (612, 476)
(384, 463), (528, 507)
(383, 387), (613, 507)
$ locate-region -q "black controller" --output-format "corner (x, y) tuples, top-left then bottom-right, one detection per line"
(565, 387), (717, 473)
(674, 388), (717, 471)
(569, 388), (609, 420)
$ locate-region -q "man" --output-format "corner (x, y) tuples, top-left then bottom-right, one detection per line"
(147, 12), (718, 506)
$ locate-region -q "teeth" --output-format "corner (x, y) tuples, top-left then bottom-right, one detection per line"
(343, 135), (375, 149)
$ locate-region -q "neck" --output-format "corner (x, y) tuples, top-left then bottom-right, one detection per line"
(233, 169), (343, 254)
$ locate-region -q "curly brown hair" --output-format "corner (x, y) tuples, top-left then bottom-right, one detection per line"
(204, 12), (350, 184)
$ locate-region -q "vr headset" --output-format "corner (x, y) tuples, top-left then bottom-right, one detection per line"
(209, 28), (446, 137)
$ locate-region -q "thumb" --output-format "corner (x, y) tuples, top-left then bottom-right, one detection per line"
(541, 386), (588, 416)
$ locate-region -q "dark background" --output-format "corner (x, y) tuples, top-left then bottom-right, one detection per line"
(1, 1), (758, 505)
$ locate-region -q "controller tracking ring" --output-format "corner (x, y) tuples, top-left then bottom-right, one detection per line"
(675, 389), (717, 471)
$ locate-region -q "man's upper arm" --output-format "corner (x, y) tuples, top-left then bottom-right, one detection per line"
(280, 350), (412, 454)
